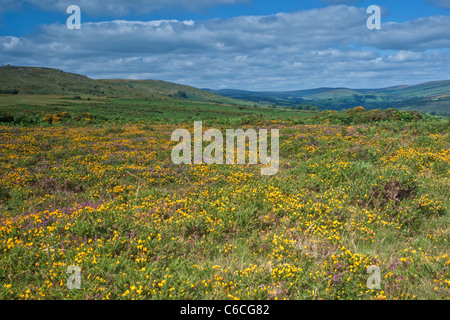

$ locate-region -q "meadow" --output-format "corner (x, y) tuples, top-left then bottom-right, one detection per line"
(0, 100), (449, 300)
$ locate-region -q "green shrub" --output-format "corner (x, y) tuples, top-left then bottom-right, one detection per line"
(0, 111), (14, 123)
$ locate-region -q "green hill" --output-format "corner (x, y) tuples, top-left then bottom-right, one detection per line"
(2, 65), (449, 116)
(208, 80), (450, 116)
(0, 65), (108, 96)
(0, 65), (253, 106)
(376, 80), (450, 98)
(100, 79), (252, 105)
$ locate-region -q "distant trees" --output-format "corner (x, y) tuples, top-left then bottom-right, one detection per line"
(291, 104), (319, 111)
(315, 107), (424, 125)
(174, 90), (188, 99)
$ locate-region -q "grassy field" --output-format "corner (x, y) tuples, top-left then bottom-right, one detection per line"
(0, 99), (448, 300)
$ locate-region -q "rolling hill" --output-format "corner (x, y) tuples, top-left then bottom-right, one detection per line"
(207, 80), (450, 116)
(1, 65), (449, 116)
(0, 65), (253, 106)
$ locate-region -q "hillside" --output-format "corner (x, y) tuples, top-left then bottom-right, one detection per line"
(0, 65), (107, 96)
(376, 80), (450, 98)
(1, 65), (449, 115)
(207, 80), (450, 115)
(0, 65), (253, 106)
(100, 79), (252, 105)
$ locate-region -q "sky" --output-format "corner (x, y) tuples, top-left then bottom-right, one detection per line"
(0, 0), (450, 91)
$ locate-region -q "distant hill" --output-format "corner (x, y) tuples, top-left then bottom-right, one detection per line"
(375, 80), (450, 97)
(0, 65), (253, 106)
(206, 80), (450, 116)
(1, 65), (448, 115)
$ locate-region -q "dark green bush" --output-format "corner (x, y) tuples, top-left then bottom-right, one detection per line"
(316, 107), (426, 125)
(0, 111), (14, 123)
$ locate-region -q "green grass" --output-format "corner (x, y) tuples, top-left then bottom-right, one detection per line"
(0, 94), (314, 127)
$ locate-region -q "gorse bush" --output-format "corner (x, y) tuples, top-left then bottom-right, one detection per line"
(315, 107), (425, 125)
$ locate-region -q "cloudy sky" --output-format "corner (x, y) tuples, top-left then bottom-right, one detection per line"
(1, 0), (450, 90)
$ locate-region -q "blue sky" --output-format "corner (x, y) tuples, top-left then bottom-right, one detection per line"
(1, 0), (450, 90)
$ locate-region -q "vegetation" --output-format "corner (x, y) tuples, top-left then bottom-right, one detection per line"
(0, 95), (448, 300)
(309, 107), (424, 125)
(209, 81), (450, 116)
(0, 66), (448, 300)
(0, 65), (255, 107)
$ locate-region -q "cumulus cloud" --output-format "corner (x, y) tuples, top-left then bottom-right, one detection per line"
(0, 5), (449, 90)
(362, 15), (450, 50)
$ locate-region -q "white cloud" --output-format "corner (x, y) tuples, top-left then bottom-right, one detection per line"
(1, 36), (21, 50)
(362, 16), (450, 50)
(389, 51), (423, 62)
(1, 5), (449, 90)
